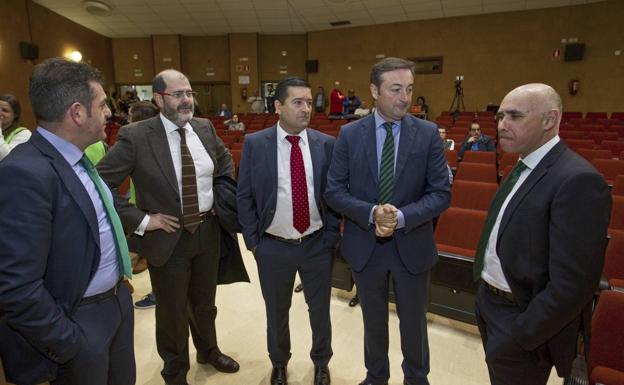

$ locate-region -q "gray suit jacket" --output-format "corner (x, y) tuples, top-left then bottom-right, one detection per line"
(97, 116), (234, 267)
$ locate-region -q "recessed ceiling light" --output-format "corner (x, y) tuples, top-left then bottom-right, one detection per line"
(83, 0), (112, 16)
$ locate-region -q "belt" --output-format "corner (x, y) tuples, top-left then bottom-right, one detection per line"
(79, 280), (122, 306)
(199, 210), (216, 222)
(483, 281), (515, 302)
(264, 229), (322, 245)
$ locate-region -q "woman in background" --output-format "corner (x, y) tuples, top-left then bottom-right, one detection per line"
(0, 94), (31, 160)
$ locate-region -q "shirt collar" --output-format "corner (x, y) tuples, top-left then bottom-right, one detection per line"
(160, 113), (191, 134)
(374, 110), (400, 130)
(520, 135), (560, 170)
(37, 127), (84, 166)
(276, 122), (308, 146)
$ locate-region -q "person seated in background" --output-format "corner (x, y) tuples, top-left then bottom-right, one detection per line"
(354, 101), (371, 118)
(438, 126), (454, 150)
(415, 96), (428, 116)
(225, 114), (245, 131)
(343, 89), (362, 115)
(216, 103), (232, 118)
(458, 122), (495, 160)
(0, 94), (31, 161)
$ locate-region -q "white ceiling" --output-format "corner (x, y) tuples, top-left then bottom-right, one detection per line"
(33, 0), (605, 38)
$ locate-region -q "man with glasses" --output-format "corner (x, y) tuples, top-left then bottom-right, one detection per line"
(98, 69), (244, 385)
(458, 122), (495, 160)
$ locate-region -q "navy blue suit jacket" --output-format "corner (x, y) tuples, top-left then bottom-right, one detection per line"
(236, 126), (340, 250)
(0, 131), (101, 385)
(325, 114), (451, 274)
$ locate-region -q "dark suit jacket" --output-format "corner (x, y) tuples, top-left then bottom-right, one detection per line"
(496, 141), (610, 377)
(0, 131), (101, 385)
(97, 116), (246, 282)
(458, 134), (496, 159)
(236, 126), (340, 250)
(325, 114), (451, 274)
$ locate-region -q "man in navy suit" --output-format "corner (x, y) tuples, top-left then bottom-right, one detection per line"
(0, 58), (135, 385)
(237, 77), (340, 385)
(325, 57), (450, 385)
(474, 83), (611, 385)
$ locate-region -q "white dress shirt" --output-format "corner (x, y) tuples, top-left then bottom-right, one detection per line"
(265, 124), (323, 239)
(481, 135), (560, 292)
(136, 114), (215, 234)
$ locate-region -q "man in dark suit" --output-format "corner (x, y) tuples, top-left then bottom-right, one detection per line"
(474, 83), (611, 385)
(97, 69), (242, 385)
(325, 57), (451, 385)
(0, 58), (135, 385)
(237, 77), (339, 385)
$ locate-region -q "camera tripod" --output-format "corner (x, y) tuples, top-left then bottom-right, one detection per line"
(449, 81), (465, 117)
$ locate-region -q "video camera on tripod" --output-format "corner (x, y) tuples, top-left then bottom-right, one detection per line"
(449, 75), (465, 116)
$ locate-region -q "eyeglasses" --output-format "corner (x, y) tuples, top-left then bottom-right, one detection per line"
(156, 91), (197, 99)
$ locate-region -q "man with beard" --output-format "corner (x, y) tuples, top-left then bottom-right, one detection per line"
(237, 77), (339, 385)
(325, 57), (450, 385)
(97, 69), (241, 385)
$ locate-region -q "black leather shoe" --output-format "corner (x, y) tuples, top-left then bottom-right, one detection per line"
(357, 381), (387, 385)
(348, 294), (359, 307)
(271, 366), (287, 385)
(197, 347), (240, 373)
(294, 283), (304, 293)
(314, 366), (330, 385)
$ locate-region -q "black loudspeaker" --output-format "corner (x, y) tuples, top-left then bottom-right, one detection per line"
(19, 42), (39, 60)
(305, 59), (318, 73)
(564, 43), (585, 61)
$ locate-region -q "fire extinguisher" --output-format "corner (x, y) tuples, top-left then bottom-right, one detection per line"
(241, 87), (248, 100)
(569, 79), (579, 96)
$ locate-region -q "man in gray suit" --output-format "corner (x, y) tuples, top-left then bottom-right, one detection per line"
(97, 69), (240, 385)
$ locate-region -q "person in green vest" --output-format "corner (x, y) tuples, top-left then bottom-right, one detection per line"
(0, 94), (31, 160)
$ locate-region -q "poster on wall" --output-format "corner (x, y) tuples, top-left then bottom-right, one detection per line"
(238, 75), (250, 85)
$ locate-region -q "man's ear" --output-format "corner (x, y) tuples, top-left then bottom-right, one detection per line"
(370, 83), (378, 100)
(543, 110), (559, 131)
(274, 99), (282, 115)
(68, 102), (85, 126)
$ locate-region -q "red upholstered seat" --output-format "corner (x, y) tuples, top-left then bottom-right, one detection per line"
(455, 163), (498, 183)
(450, 180), (498, 211)
(461, 151), (497, 165)
(592, 159), (624, 185)
(589, 290), (624, 385)
(435, 207), (487, 260)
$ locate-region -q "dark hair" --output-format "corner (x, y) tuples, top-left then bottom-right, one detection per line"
(437, 126), (447, 132)
(29, 58), (104, 123)
(0, 94), (22, 131)
(129, 101), (159, 122)
(417, 96), (426, 104)
(274, 77), (310, 104)
(370, 57), (415, 88)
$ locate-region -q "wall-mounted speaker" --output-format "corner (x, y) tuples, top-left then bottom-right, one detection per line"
(19, 42), (39, 60)
(564, 43), (585, 61)
(305, 59), (318, 73)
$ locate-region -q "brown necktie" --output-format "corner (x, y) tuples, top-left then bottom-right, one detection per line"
(178, 128), (201, 233)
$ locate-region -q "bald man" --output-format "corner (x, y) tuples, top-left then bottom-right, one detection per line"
(98, 70), (245, 385)
(474, 83), (611, 385)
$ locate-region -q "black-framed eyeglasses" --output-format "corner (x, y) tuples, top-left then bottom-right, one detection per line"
(156, 91), (197, 99)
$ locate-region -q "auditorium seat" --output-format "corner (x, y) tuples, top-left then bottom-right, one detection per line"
(601, 140), (624, 156)
(445, 149), (458, 170)
(498, 152), (519, 172)
(586, 112), (608, 121)
(609, 195), (624, 232)
(592, 159), (624, 185)
(447, 133), (467, 145)
(588, 290), (624, 385)
(435, 207), (487, 259)
(449, 180), (498, 211)
(230, 149), (242, 167)
(591, 132), (619, 145)
(560, 130), (586, 140)
(455, 163), (498, 183)
(564, 139), (598, 151)
(461, 151), (497, 165)
(480, 127), (497, 138)
(562, 111), (583, 122)
(576, 149), (613, 162)
(612, 175), (624, 196)
(604, 230), (624, 284)
(610, 112), (624, 120)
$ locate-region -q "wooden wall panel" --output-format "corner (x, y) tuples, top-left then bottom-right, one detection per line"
(112, 38), (154, 84)
(152, 35), (181, 73)
(229, 33), (258, 113)
(259, 34), (307, 82)
(180, 35), (230, 83)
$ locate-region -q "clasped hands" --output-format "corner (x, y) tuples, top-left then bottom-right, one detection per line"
(374, 204), (398, 237)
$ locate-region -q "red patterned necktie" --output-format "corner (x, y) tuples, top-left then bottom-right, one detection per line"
(286, 135), (310, 234)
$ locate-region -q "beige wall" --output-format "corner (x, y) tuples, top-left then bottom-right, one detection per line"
(308, 0), (624, 119)
(1, 0), (114, 129)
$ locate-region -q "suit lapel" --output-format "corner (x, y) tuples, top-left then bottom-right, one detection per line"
(497, 141), (566, 240)
(394, 117), (417, 183)
(146, 118), (179, 196)
(30, 132), (100, 246)
(265, 126), (279, 204)
(307, 129), (322, 208)
(364, 117), (379, 183)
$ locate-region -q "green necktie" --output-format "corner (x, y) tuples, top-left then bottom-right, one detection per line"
(473, 160), (528, 281)
(378, 122), (395, 204)
(80, 155), (133, 279)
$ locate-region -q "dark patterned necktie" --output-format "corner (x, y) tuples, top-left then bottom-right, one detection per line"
(178, 128), (201, 233)
(473, 160), (528, 281)
(378, 122), (395, 204)
(286, 135), (310, 234)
